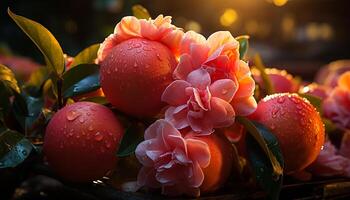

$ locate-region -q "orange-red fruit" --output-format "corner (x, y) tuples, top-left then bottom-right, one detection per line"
(43, 102), (124, 182)
(197, 133), (234, 193)
(100, 38), (177, 117)
(248, 93), (325, 173)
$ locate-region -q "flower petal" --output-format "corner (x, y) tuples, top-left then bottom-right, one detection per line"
(231, 96), (257, 116)
(210, 79), (238, 102)
(206, 97), (235, 128)
(186, 138), (211, 167)
(173, 54), (195, 80)
(207, 31), (238, 55)
(165, 106), (190, 129)
(186, 68), (211, 90)
(162, 80), (191, 105)
(180, 31), (207, 55)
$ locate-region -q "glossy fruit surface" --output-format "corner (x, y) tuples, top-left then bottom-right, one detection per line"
(249, 93), (325, 173)
(100, 37), (177, 117)
(44, 102), (124, 182)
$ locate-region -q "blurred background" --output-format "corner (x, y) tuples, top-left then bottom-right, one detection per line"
(0, 0), (349, 80)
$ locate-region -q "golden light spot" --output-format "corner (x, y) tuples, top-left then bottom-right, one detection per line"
(273, 0), (288, 7)
(220, 9), (238, 27)
(185, 20), (202, 33)
(306, 23), (319, 41)
(282, 16), (295, 33)
(320, 23), (333, 40)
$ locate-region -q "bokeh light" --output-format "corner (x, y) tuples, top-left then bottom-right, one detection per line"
(220, 8), (238, 27)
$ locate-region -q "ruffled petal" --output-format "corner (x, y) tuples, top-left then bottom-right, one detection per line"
(186, 68), (211, 90)
(186, 138), (211, 167)
(189, 161), (205, 188)
(173, 54), (195, 80)
(206, 97), (235, 127)
(180, 31), (207, 55)
(210, 79), (238, 102)
(207, 31), (238, 55)
(161, 80), (191, 105)
(165, 105), (189, 129)
(231, 96), (257, 116)
(234, 76), (255, 98)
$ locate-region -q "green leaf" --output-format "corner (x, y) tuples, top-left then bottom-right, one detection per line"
(253, 54), (275, 95)
(8, 9), (64, 76)
(245, 121), (284, 200)
(323, 118), (337, 133)
(62, 64), (100, 98)
(236, 35), (249, 60)
(299, 93), (323, 114)
(70, 44), (100, 68)
(117, 123), (145, 157)
(82, 96), (109, 105)
(237, 117), (283, 177)
(25, 96), (44, 131)
(0, 64), (20, 93)
(0, 129), (33, 168)
(132, 5), (151, 19)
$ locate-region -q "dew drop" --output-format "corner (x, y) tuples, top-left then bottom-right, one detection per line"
(105, 141), (112, 149)
(114, 67), (118, 72)
(22, 150), (27, 156)
(156, 53), (162, 61)
(296, 104), (303, 110)
(79, 117), (86, 124)
(270, 124), (276, 130)
(88, 125), (94, 131)
(277, 96), (285, 104)
(66, 110), (80, 121)
(94, 132), (104, 141)
(221, 89), (228, 95)
(133, 43), (142, 48)
(272, 107), (280, 116)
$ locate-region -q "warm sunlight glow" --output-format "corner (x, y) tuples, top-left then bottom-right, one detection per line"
(220, 8), (238, 27)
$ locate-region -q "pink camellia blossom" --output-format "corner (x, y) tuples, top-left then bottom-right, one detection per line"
(135, 119), (211, 197)
(161, 68), (236, 135)
(323, 71), (350, 129)
(97, 15), (184, 62)
(173, 31), (256, 117)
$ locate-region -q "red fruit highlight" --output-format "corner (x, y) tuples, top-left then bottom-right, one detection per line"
(43, 102), (124, 182)
(100, 38), (177, 117)
(249, 93), (325, 173)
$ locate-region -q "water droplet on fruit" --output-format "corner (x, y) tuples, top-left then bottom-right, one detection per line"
(277, 96), (285, 103)
(142, 46), (151, 51)
(79, 117), (85, 124)
(156, 54), (162, 61)
(272, 107), (280, 116)
(88, 125), (94, 131)
(87, 112), (91, 116)
(76, 134), (80, 139)
(133, 43), (142, 48)
(105, 141), (111, 149)
(270, 124), (276, 130)
(142, 40), (148, 45)
(94, 132), (104, 141)
(67, 110), (80, 121)
(291, 97), (300, 104)
(296, 104), (303, 110)
(114, 67), (118, 72)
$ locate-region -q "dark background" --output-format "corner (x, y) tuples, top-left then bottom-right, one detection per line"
(1, 0), (349, 79)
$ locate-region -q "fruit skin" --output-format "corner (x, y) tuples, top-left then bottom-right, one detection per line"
(248, 93), (325, 173)
(197, 133), (234, 193)
(100, 37), (177, 117)
(43, 102), (124, 182)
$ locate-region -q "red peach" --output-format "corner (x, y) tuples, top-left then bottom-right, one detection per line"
(99, 38), (177, 117)
(43, 102), (124, 182)
(249, 93), (325, 173)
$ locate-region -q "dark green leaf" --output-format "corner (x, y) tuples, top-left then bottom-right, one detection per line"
(70, 44), (100, 68)
(237, 117), (283, 177)
(8, 9), (64, 76)
(0, 129), (32, 168)
(0, 82), (12, 120)
(245, 121), (284, 200)
(0, 64), (20, 93)
(12, 93), (29, 130)
(25, 96), (44, 131)
(132, 5), (151, 19)
(236, 35), (249, 60)
(299, 93), (323, 114)
(117, 123), (145, 157)
(253, 54), (275, 95)
(62, 64), (100, 98)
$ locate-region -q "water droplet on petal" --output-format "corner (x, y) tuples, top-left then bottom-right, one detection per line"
(221, 89), (228, 95)
(94, 132), (104, 141)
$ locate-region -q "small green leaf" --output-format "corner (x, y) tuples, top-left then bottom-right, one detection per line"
(117, 123), (145, 157)
(299, 93), (323, 114)
(70, 44), (100, 68)
(253, 54), (275, 95)
(0, 129), (33, 168)
(8, 9), (65, 76)
(132, 5), (151, 19)
(62, 64), (100, 98)
(82, 96), (109, 105)
(245, 121), (284, 200)
(0, 64), (20, 93)
(237, 117), (283, 177)
(236, 35), (249, 60)
(25, 96), (44, 132)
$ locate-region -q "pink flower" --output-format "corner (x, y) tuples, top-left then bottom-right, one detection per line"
(173, 31), (256, 116)
(161, 68), (236, 135)
(315, 60), (350, 88)
(307, 141), (350, 177)
(135, 119), (211, 197)
(97, 15), (184, 62)
(323, 72), (350, 129)
(0, 55), (40, 81)
(299, 83), (330, 100)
